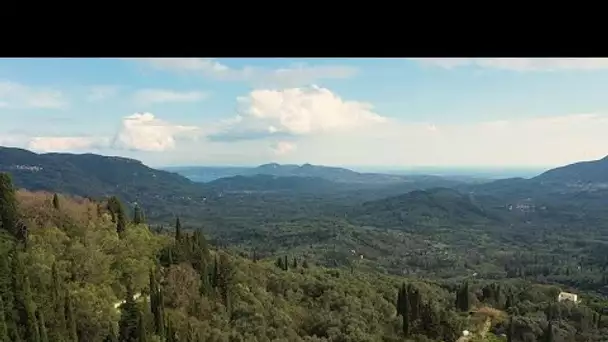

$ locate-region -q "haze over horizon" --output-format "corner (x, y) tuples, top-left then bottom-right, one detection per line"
(2, 58), (608, 168)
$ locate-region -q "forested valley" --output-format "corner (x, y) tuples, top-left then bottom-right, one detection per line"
(4, 148), (608, 341)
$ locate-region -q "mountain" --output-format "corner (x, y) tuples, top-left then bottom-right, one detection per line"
(349, 187), (497, 229)
(205, 174), (350, 194)
(168, 163), (470, 187)
(533, 155), (608, 186)
(0, 146), (208, 218)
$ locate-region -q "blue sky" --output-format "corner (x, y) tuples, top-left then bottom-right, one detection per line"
(2, 57), (608, 169)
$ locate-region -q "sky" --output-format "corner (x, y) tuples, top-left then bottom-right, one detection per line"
(1, 57), (608, 169)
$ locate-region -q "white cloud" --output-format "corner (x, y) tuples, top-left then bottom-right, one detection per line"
(0, 81), (68, 109)
(130, 58), (358, 87)
(271, 141), (297, 156)
(210, 85), (387, 141)
(28, 136), (109, 152)
(113, 112), (199, 152)
(411, 58), (608, 72)
(87, 85), (120, 102)
(276, 112), (608, 167)
(133, 89), (208, 105)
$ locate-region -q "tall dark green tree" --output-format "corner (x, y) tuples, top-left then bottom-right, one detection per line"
(455, 281), (471, 312)
(65, 291), (78, 342)
(396, 283), (410, 336)
(118, 284), (139, 342)
(507, 316), (514, 342)
(544, 320), (555, 342)
(0, 296), (8, 342)
(137, 311), (147, 342)
(103, 323), (118, 342)
(0, 255), (14, 342)
(107, 196), (126, 235)
(36, 310), (48, 342)
(50, 263), (65, 341)
(11, 249), (39, 342)
(149, 269), (164, 338)
(132, 204), (144, 225)
(52, 194), (60, 210)
(174, 216), (182, 241)
(0, 173), (23, 245)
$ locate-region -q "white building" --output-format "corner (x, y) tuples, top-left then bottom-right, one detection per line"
(558, 291), (578, 303)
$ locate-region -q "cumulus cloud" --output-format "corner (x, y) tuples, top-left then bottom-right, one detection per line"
(209, 85), (387, 141)
(130, 58), (358, 87)
(133, 89), (208, 105)
(410, 58), (608, 72)
(28, 136), (109, 152)
(87, 85), (120, 102)
(0, 81), (68, 109)
(271, 141), (297, 156)
(113, 113), (199, 152)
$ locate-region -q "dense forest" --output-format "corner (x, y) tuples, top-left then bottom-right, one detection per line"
(1, 171), (608, 342)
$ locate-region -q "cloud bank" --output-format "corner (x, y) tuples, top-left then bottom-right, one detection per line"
(411, 58), (608, 72)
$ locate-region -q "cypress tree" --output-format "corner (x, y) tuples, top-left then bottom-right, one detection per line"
(0, 173), (18, 236)
(52, 194), (60, 210)
(36, 310), (48, 342)
(118, 284), (139, 342)
(0, 255), (14, 341)
(11, 249), (39, 342)
(200, 258), (211, 296)
(137, 311), (147, 342)
(0, 296), (8, 342)
(275, 257), (284, 270)
(65, 291), (78, 342)
(507, 316), (514, 342)
(397, 284), (410, 336)
(175, 216), (182, 241)
(292, 257), (298, 269)
(544, 320), (555, 342)
(103, 323), (118, 342)
(50, 263), (65, 341)
(132, 204), (144, 225)
(283, 255), (288, 271)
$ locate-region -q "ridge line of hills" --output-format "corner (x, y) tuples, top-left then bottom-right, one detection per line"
(3, 145), (608, 224)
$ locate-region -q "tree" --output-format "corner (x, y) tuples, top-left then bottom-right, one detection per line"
(456, 281), (471, 312)
(175, 216), (182, 241)
(52, 194), (60, 210)
(0, 296), (8, 342)
(11, 249), (40, 342)
(132, 204), (144, 225)
(0, 173), (21, 242)
(36, 311), (48, 342)
(137, 311), (147, 342)
(103, 323), (118, 342)
(107, 196), (126, 235)
(65, 291), (78, 342)
(507, 316), (514, 342)
(544, 320), (555, 342)
(397, 284), (410, 336)
(118, 284), (139, 342)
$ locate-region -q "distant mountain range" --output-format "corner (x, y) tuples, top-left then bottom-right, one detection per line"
(3, 145), (608, 223)
(165, 163), (482, 185)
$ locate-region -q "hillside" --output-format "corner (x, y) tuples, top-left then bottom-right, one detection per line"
(168, 163), (466, 186)
(0, 146), (208, 219)
(534, 155), (608, 185)
(205, 174), (352, 194)
(350, 188), (496, 229)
